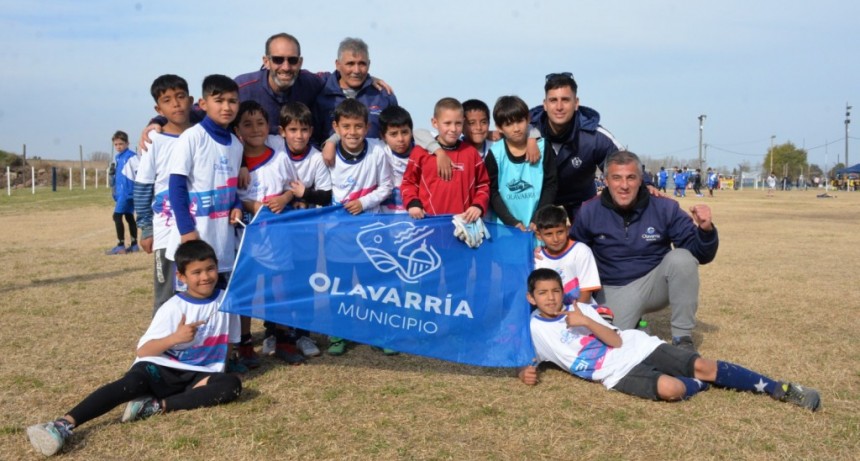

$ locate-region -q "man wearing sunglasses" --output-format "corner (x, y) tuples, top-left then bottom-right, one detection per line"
(234, 33), (324, 135)
(529, 73), (652, 222)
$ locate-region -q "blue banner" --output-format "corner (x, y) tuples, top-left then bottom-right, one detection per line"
(221, 206), (536, 367)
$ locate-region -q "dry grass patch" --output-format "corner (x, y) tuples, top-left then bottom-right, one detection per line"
(1, 189), (858, 460)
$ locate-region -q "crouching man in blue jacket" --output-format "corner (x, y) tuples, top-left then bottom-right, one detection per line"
(571, 150), (718, 352)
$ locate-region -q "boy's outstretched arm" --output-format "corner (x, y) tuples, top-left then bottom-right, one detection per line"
(413, 129), (451, 180)
(168, 174), (199, 243)
(320, 132), (339, 167)
(133, 181), (155, 253)
(565, 304), (622, 348)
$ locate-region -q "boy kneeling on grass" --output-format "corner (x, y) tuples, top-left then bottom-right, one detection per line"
(520, 268), (821, 412)
(27, 240), (242, 456)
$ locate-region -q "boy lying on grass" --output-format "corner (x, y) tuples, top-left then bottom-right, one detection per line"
(519, 268), (820, 412)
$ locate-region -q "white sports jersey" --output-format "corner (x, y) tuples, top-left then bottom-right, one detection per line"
(534, 241), (601, 303)
(134, 289), (240, 373)
(237, 148), (297, 204)
(381, 145), (411, 214)
(329, 138), (393, 213)
(166, 124), (243, 273)
(137, 132), (181, 250)
(530, 303), (664, 389)
(287, 145), (331, 194)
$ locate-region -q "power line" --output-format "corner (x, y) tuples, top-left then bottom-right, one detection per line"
(804, 138), (844, 152)
(706, 144), (761, 158)
(659, 145), (698, 156)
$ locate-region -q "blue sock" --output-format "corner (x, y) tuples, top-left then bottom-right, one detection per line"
(714, 361), (778, 395)
(678, 377), (710, 399)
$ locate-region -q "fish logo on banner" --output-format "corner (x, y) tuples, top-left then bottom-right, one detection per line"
(356, 221), (442, 283)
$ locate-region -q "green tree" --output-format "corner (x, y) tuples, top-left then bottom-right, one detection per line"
(828, 163), (845, 178)
(0, 149), (23, 168)
(808, 163), (823, 176)
(763, 142), (808, 177)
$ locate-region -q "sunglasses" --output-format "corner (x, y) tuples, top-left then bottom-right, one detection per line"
(269, 55), (300, 66)
(545, 72), (573, 81)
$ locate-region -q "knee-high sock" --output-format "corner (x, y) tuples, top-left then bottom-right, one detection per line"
(678, 377), (710, 399)
(714, 361), (778, 395)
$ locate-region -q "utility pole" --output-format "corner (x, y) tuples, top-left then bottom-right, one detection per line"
(846, 102), (852, 167)
(698, 114), (706, 170)
(770, 135), (775, 174)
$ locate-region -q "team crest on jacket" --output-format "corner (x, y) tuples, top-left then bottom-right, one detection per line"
(641, 226), (661, 242)
(570, 157), (583, 168)
(356, 221), (442, 283)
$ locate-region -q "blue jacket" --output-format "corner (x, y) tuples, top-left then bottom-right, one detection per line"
(235, 69), (324, 135)
(571, 187), (718, 286)
(673, 171), (688, 188)
(313, 71), (398, 145)
(529, 105), (623, 211)
(112, 148), (136, 212)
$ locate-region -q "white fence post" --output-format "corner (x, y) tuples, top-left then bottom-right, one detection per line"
(69, 167), (73, 190)
(82, 168), (86, 190)
(31, 166), (35, 194)
(95, 169), (99, 189)
(6, 166), (10, 196)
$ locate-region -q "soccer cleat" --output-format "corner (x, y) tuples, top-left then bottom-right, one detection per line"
(27, 420), (72, 456)
(773, 382), (821, 412)
(121, 396), (161, 422)
(226, 357), (249, 374)
(261, 335), (276, 356)
(327, 339), (347, 356)
(105, 245), (127, 255)
(672, 336), (696, 352)
(274, 344), (306, 365)
(296, 336), (321, 357)
(237, 344), (261, 369)
(126, 243), (140, 253)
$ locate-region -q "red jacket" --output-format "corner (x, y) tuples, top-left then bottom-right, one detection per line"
(401, 142), (490, 215)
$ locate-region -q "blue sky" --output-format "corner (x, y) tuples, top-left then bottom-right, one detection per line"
(1, 0), (858, 172)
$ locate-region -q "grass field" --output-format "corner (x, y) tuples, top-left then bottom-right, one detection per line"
(1, 188), (858, 460)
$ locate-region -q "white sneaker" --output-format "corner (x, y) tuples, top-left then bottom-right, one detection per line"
(297, 336), (321, 357)
(27, 422), (67, 456)
(261, 335), (276, 356)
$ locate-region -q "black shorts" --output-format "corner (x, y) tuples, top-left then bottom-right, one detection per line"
(129, 361), (213, 400)
(611, 344), (699, 400)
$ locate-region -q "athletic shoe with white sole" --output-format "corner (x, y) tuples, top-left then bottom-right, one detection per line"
(261, 335), (276, 356)
(772, 382), (822, 412)
(296, 336), (321, 357)
(27, 419), (73, 456)
(121, 396), (162, 422)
